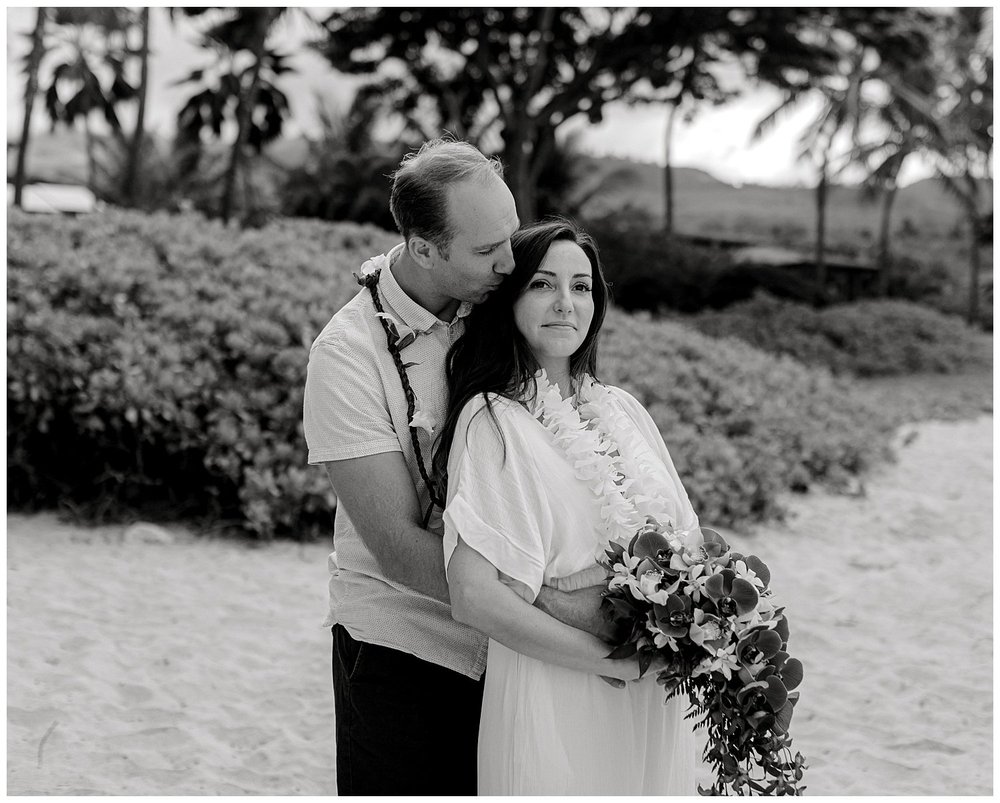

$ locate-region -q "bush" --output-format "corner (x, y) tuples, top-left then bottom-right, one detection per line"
(8, 210), (897, 537)
(584, 213), (735, 313)
(881, 253), (952, 302)
(8, 208), (398, 538)
(599, 310), (895, 526)
(277, 100), (405, 231)
(585, 214), (831, 313)
(704, 264), (819, 307)
(685, 292), (992, 377)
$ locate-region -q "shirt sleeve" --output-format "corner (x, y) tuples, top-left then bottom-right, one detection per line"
(442, 395), (553, 602)
(303, 323), (401, 464)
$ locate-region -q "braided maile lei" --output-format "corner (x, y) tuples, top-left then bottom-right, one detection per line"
(357, 268), (443, 527)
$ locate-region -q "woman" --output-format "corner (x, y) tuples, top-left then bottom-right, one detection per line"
(432, 219), (698, 795)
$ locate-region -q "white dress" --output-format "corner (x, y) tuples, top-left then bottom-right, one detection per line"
(443, 385), (699, 795)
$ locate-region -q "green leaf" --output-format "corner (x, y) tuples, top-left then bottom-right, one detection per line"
(605, 641), (638, 660)
(607, 596), (636, 619)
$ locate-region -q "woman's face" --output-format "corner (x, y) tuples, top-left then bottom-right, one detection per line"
(513, 240), (595, 376)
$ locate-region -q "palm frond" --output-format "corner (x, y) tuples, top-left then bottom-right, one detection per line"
(751, 91), (800, 142)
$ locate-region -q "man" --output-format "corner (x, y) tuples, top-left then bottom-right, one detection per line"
(303, 139), (612, 795)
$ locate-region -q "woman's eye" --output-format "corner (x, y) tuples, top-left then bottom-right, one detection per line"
(574, 283), (592, 292)
(529, 279), (550, 289)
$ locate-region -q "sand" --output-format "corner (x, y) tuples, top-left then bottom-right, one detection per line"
(6, 415), (993, 795)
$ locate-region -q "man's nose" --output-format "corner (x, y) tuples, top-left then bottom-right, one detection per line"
(493, 241), (515, 275)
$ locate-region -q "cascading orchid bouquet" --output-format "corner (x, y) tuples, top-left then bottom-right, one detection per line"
(599, 520), (807, 796)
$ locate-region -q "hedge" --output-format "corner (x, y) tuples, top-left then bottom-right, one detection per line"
(685, 292), (992, 377)
(599, 310), (894, 525)
(8, 209), (397, 537)
(8, 209), (896, 537)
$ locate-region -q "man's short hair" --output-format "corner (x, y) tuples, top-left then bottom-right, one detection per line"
(389, 139), (505, 257)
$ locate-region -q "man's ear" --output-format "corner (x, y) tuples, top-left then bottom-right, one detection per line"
(408, 236), (438, 270)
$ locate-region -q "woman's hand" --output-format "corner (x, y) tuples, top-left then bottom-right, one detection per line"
(449, 537), (655, 680)
(601, 650), (670, 685)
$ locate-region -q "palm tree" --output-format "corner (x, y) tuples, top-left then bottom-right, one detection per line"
(846, 57), (943, 294)
(752, 10), (941, 305)
(172, 8), (293, 224)
(13, 7), (48, 208)
(754, 48), (871, 306)
(38, 8), (137, 194)
(122, 7), (150, 206)
(279, 93), (403, 229)
(926, 8), (992, 325)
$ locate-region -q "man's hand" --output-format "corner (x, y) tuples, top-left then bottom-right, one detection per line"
(535, 582), (622, 644)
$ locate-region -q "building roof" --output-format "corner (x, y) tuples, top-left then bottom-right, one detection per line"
(7, 183), (97, 214)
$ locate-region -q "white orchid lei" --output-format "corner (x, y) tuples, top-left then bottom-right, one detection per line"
(526, 369), (680, 547)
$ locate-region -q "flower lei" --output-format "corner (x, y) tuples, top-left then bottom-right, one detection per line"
(354, 252), (443, 519)
(526, 370), (682, 548)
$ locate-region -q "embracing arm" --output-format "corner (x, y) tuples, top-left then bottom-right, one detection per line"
(534, 573), (619, 643)
(323, 453), (450, 604)
(448, 537), (641, 681)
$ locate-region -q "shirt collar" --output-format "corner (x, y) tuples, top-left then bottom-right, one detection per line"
(378, 243), (473, 333)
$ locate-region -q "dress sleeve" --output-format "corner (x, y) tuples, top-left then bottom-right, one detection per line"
(442, 395), (554, 602)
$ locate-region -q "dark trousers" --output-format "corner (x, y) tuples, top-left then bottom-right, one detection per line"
(331, 624), (485, 795)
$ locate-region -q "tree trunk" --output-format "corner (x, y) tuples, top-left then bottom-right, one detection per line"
(14, 7), (48, 209)
(504, 133), (537, 223)
(813, 150), (829, 307)
(123, 6), (150, 207)
(221, 11), (272, 224)
(84, 115), (97, 194)
(663, 100), (678, 234)
(966, 200), (981, 327)
(876, 183), (897, 296)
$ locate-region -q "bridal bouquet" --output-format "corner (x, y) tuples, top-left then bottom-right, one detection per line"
(599, 520), (807, 795)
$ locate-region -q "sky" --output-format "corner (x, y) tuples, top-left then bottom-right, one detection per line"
(5, 6), (939, 189)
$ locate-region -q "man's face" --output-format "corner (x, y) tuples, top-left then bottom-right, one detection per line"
(434, 174), (520, 303)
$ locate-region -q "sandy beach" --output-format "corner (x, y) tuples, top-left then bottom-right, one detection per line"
(6, 415), (992, 795)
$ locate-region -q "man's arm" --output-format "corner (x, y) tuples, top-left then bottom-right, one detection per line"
(324, 450), (618, 632)
(323, 453), (450, 604)
(534, 570), (620, 643)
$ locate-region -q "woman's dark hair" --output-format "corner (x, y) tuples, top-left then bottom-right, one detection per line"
(430, 217), (610, 496)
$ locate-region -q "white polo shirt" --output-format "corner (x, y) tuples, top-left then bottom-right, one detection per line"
(303, 246), (488, 679)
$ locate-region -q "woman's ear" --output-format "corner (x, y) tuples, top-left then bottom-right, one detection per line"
(408, 236), (438, 270)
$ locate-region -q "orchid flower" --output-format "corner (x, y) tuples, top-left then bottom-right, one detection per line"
(653, 593), (693, 639)
(704, 567), (759, 617)
(409, 401), (435, 436)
